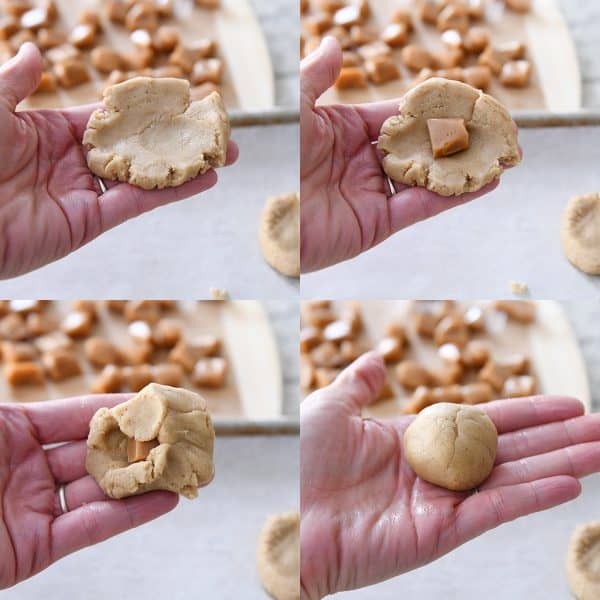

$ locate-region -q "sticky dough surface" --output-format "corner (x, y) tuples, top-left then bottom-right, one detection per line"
(567, 521), (600, 600)
(378, 78), (520, 196)
(83, 77), (230, 190)
(561, 193), (600, 275)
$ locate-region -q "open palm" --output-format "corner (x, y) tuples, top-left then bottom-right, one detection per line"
(301, 352), (600, 599)
(0, 394), (178, 589)
(0, 43), (237, 279)
(300, 37), (499, 273)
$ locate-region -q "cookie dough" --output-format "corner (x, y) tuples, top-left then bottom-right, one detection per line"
(257, 512), (300, 600)
(259, 192), (300, 278)
(567, 521), (600, 600)
(378, 78), (520, 196)
(561, 193), (600, 275)
(86, 383), (215, 499)
(403, 402), (497, 491)
(83, 77), (230, 190)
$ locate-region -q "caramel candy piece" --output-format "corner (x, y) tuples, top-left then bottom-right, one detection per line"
(478, 46), (507, 75)
(300, 355), (315, 389)
(385, 322), (407, 345)
(335, 66), (367, 89)
(2, 341), (37, 362)
(85, 337), (121, 368)
(395, 360), (430, 390)
(411, 310), (437, 338)
(376, 378), (395, 401)
(435, 67), (465, 82)
(497, 41), (526, 60)
(35, 71), (57, 93)
(37, 27), (66, 49)
(426, 118), (469, 159)
(316, 0), (345, 13)
(462, 382), (494, 405)
(127, 438), (159, 462)
(340, 339), (363, 364)
(124, 300), (162, 324)
(438, 342), (461, 363)
(437, 4), (469, 34)
(499, 60), (531, 88)
(416, 0), (441, 25)
(300, 327), (322, 353)
(91, 46), (123, 73)
(148, 65), (185, 79)
(479, 360), (514, 392)
(342, 50), (360, 68)
(192, 357), (227, 388)
(462, 339), (490, 369)
(26, 311), (56, 336)
(463, 27), (489, 54)
(323, 320), (352, 343)
(366, 56), (401, 85)
(122, 47), (154, 70)
(190, 82), (220, 101)
(105, 300), (127, 314)
(381, 22), (408, 48)
(195, 0), (219, 8)
(124, 364), (154, 392)
(78, 9), (101, 31)
(91, 365), (123, 394)
(1, 0), (32, 17)
(403, 386), (433, 414)
(333, 5), (361, 27)
(358, 40), (391, 61)
(35, 331), (73, 354)
(62, 310), (93, 337)
(105, 0), (127, 24)
(326, 25), (352, 50)
(314, 367), (340, 389)
(168, 41), (215, 73)
(441, 29), (462, 49)
(20, 7), (52, 30)
(503, 375), (536, 398)
(349, 25), (376, 46)
(9, 29), (36, 49)
(0, 16), (19, 40)
(304, 13), (333, 36)
(5, 361), (44, 386)
(0, 313), (28, 340)
(46, 43), (80, 64)
(54, 59), (90, 88)
(401, 44), (432, 71)
(506, 0), (531, 13)
(42, 348), (82, 381)
(125, 2), (159, 32)
(169, 337), (220, 373)
(69, 24), (95, 48)
(463, 65), (491, 90)
(310, 341), (343, 368)
(377, 336), (403, 363)
(391, 8), (413, 31)
(120, 341), (153, 366)
(191, 58), (222, 85)
(464, 305), (485, 331)
(492, 300), (535, 323)
(131, 28), (153, 49)
(128, 320), (153, 344)
(152, 363), (184, 387)
(430, 362), (463, 386)
(153, 25), (179, 53)
(433, 47), (464, 69)
(152, 319), (181, 348)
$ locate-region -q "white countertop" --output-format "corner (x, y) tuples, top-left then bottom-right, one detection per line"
(302, 126), (600, 299)
(2, 435), (299, 600)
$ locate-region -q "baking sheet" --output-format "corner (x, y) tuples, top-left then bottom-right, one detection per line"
(1, 300), (284, 421)
(19, 0), (274, 111)
(316, 0), (581, 112)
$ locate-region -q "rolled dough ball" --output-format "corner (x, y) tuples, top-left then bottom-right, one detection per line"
(86, 383), (215, 499)
(403, 402), (498, 491)
(567, 521), (600, 600)
(378, 77), (521, 196)
(561, 193), (600, 275)
(83, 77), (230, 190)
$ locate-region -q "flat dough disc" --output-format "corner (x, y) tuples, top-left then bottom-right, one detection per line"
(83, 77), (230, 190)
(259, 192), (300, 278)
(561, 193), (600, 275)
(567, 521), (600, 600)
(256, 511), (300, 600)
(378, 78), (521, 197)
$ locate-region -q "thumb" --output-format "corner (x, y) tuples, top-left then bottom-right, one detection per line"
(0, 42), (43, 111)
(300, 36), (342, 109)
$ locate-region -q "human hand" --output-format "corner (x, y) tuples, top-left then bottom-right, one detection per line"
(0, 43), (238, 279)
(300, 37), (502, 273)
(0, 393), (178, 589)
(300, 352), (600, 598)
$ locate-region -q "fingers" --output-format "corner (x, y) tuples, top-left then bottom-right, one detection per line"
(355, 99), (403, 141)
(300, 36), (342, 109)
(483, 442), (600, 489)
(386, 179), (498, 233)
(50, 491), (179, 563)
(24, 393), (132, 444)
(54, 476), (110, 517)
(62, 102), (102, 139)
(454, 476), (580, 545)
(483, 396), (585, 435)
(308, 351), (386, 416)
(0, 42), (42, 111)
(496, 413), (600, 464)
(47, 440), (88, 482)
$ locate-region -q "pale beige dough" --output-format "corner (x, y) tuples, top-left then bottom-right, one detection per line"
(257, 512), (300, 600)
(378, 78), (521, 196)
(259, 192), (300, 278)
(83, 77), (230, 190)
(403, 402), (497, 491)
(86, 383), (215, 499)
(567, 521), (600, 600)
(561, 193), (600, 275)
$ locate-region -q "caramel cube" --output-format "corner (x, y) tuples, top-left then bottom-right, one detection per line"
(69, 24), (95, 48)
(304, 13), (332, 36)
(478, 46), (507, 75)
(2, 342), (37, 362)
(433, 47), (464, 69)
(54, 59), (90, 88)
(357, 41), (391, 61)
(492, 300), (535, 323)
(62, 310), (93, 337)
(342, 50), (360, 68)
(20, 7), (52, 30)
(0, 16), (19, 40)
(0, 313), (28, 341)
(5, 361), (44, 386)
(125, 2), (159, 32)
(333, 5), (361, 27)
(119, 341), (153, 366)
(463, 65), (491, 90)
(105, 0), (127, 24)
(391, 8), (413, 31)
(152, 363), (184, 387)
(416, 0), (440, 25)
(502, 375), (536, 398)
(91, 365), (122, 394)
(463, 27), (489, 54)
(152, 319), (181, 348)
(401, 44), (432, 71)
(497, 41), (526, 60)
(437, 4), (469, 34)
(84, 337), (121, 368)
(376, 336), (403, 363)
(462, 383), (494, 405)
(427, 118), (470, 159)
(42, 348), (82, 381)
(153, 25), (179, 53)
(316, 0), (345, 13)
(506, 0), (531, 13)
(381, 22), (408, 48)
(46, 43), (80, 64)
(191, 58), (222, 85)
(127, 438), (159, 462)
(365, 56), (400, 85)
(300, 327), (322, 353)
(499, 60), (532, 88)
(349, 25), (376, 46)
(334, 66), (367, 89)
(124, 300), (162, 324)
(191, 357), (227, 388)
(124, 364), (154, 392)
(35, 71), (57, 93)
(395, 360), (431, 390)
(37, 28), (67, 49)
(91, 46), (123, 73)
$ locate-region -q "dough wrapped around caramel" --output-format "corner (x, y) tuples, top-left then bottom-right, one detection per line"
(83, 77), (230, 190)
(86, 383), (215, 499)
(378, 78), (520, 196)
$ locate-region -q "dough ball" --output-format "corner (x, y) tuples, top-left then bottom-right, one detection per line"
(83, 77), (230, 190)
(567, 521), (600, 600)
(378, 78), (520, 196)
(561, 193), (600, 275)
(257, 512), (300, 600)
(403, 402), (498, 491)
(259, 192), (300, 278)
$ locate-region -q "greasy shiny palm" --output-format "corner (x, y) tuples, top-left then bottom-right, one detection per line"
(301, 353), (600, 598)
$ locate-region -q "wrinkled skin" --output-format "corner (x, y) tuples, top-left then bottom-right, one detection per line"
(300, 37), (504, 273)
(0, 394), (178, 589)
(0, 43), (237, 279)
(301, 352), (600, 598)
